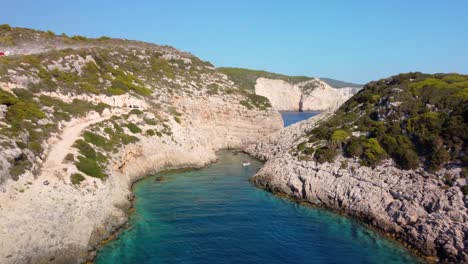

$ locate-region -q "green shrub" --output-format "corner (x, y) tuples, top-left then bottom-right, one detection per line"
(429, 146), (450, 171)
(297, 142), (306, 151)
(461, 185), (468, 196)
(73, 139), (96, 159)
(129, 109), (143, 115)
(6, 101), (46, 122)
(9, 155), (31, 180)
(81, 83), (100, 94)
(39, 96), (109, 118)
(71, 173), (85, 185)
(0, 24), (12, 30)
(345, 137), (364, 157)
(303, 147), (315, 155)
(362, 138), (387, 166)
(0, 90), (19, 106)
(64, 153), (74, 162)
(144, 118), (158, 125)
(132, 85), (152, 96)
(168, 106), (182, 116)
(83, 131), (107, 147)
(119, 133), (139, 144)
(125, 123), (142, 133)
(107, 87), (126, 95)
(38, 67), (52, 81)
(315, 146), (337, 163)
(71, 35), (87, 41)
(0, 36), (15, 46)
(331, 130), (348, 142)
(76, 156), (105, 178)
(240, 100), (253, 110)
(146, 129), (156, 136)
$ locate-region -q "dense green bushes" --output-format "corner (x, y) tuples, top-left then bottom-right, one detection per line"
(1, 90), (45, 122)
(73, 139), (106, 178)
(124, 123), (142, 133)
(301, 73), (467, 170)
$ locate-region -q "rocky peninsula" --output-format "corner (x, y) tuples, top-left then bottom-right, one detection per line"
(246, 73), (468, 263)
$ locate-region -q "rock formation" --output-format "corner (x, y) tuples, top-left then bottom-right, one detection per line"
(245, 73), (468, 263)
(255, 78), (360, 111)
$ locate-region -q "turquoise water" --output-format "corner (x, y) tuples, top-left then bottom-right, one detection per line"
(280, 111), (320, 127)
(95, 151), (420, 264)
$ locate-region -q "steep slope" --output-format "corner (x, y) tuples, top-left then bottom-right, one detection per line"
(255, 77), (359, 111)
(246, 73), (468, 263)
(218, 67), (361, 111)
(0, 25), (282, 263)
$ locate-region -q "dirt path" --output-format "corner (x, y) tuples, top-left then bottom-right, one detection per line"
(42, 117), (104, 173)
(39, 111), (126, 181)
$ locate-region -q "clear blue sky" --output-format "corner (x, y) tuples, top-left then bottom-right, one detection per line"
(2, 0), (468, 83)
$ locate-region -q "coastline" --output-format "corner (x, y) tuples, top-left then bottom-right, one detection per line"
(249, 179), (428, 263)
(91, 148), (425, 264)
(87, 159), (219, 262)
(245, 111), (467, 263)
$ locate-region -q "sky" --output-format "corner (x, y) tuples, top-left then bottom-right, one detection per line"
(2, 0), (468, 83)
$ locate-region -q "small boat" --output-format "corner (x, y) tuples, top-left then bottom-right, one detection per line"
(242, 161), (251, 167)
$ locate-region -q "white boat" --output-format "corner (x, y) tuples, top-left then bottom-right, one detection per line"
(242, 162), (251, 167)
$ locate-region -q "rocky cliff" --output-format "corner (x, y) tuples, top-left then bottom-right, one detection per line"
(246, 73), (468, 263)
(217, 67), (361, 111)
(255, 77), (359, 111)
(0, 26), (282, 263)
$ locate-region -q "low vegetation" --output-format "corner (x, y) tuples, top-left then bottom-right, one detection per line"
(296, 73), (467, 171)
(70, 173), (85, 185)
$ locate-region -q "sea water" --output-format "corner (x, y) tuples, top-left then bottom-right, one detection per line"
(95, 151), (419, 264)
(95, 112), (419, 264)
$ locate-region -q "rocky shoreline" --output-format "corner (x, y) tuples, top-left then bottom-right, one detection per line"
(245, 113), (468, 263)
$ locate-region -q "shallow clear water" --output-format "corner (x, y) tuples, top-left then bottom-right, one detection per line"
(280, 111), (320, 127)
(95, 151), (420, 264)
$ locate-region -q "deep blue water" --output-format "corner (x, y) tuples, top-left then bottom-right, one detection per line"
(280, 111), (320, 127)
(95, 150), (420, 264)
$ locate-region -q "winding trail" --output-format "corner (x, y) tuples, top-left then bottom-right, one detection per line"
(39, 113), (117, 181)
(0, 109), (130, 261)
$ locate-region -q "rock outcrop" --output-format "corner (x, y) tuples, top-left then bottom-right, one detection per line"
(255, 78), (359, 111)
(245, 112), (468, 263)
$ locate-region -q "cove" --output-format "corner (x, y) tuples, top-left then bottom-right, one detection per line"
(95, 150), (420, 264)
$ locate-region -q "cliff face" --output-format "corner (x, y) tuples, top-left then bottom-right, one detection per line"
(0, 27), (282, 263)
(246, 73), (468, 263)
(255, 78), (359, 111)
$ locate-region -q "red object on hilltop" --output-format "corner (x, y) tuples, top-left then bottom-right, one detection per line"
(0, 52), (5, 56)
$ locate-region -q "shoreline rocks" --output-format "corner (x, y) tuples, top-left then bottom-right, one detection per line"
(245, 113), (468, 263)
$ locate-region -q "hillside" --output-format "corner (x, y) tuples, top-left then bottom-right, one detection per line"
(0, 25), (275, 184)
(0, 25), (282, 263)
(217, 67), (361, 111)
(217, 67), (361, 90)
(296, 72), (467, 171)
(246, 73), (468, 262)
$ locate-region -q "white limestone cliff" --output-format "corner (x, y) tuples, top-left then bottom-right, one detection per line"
(255, 77), (360, 111)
